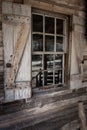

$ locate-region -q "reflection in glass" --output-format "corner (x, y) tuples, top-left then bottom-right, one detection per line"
(44, 54), (53, 85)
(45, 17), (54, 34)
(32, 55), (42, 77)
(45, 36), (54, 51)
(55, 54), (62, 68)
(32, 14), (43, 32)
(55, 54), (63, 84)
(56, 36), (63, 52)
(44, 54), (53, 69)
(32, 55), (42, 88)
(32, 34), (43, 51)
(56, 19), (64, 34)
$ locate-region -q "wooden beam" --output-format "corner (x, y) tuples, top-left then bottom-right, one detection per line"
(78, 101), (87, 130)
(3, 14), (30, 24)
(7, 23), (30, 87)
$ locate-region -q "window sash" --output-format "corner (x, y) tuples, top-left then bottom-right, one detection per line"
(32, 10), (68, 87)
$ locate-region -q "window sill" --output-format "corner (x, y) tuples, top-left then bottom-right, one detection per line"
(32, 85), (69, 96)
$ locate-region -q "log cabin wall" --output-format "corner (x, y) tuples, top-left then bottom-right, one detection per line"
(0, 0), (4, 99)
(0, 0), (87, 102)
(1, 1), (87, 130)
(24, 0), (87, 89)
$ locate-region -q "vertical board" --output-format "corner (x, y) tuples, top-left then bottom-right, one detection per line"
(2, 2), (32, 101)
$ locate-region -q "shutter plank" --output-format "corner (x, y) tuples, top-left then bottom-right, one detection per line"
(8, 23), (30, 87)
(2, 2), (32, 101)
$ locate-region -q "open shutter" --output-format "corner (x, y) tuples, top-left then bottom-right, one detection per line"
(2, 2), (31, 101)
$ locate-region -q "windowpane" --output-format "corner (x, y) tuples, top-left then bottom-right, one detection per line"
(32, 55), (42, 77)
(56, 36), (63, 52)
(45, 17), (54, 34)
(55, 54), (63, 84)
(32, 14), (43, 32)
(55, 54), (62, 68)
(32, 11), (68, 87)
(44, 54), (53, 85)
(56, 19), (64, 34)
(44, 54), (53, 69)
(45, 36), (54, 51)
(32, 55), (43, 88)
(32, 34), (43, 51)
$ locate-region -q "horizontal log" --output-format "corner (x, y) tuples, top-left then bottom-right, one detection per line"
(0, 55), (3, 60)
(0, 42), (2, 46)
(0, 60), (3, 65)
(0, 36), (2, 42)
(24, 0), (84, 11)
(24, 0), (76, 15)
(3, 0), (23, 4)
(0, 14), (2, 22)
(0, 95), (87, 129)
(0, 66), (3, 72)
(0, 88), (87, 129)
(0, 87), (87, 114)
(0, 31), (2, 37)
(60, 120), (79, 130)
(0, 47), (3, 55)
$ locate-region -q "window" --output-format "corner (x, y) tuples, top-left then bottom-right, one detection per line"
(32, 10), (68, 88)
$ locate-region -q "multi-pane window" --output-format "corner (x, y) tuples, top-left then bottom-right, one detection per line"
(32, 10), (68, 88)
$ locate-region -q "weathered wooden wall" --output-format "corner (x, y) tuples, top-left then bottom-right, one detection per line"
(24, 0), (87, 89)
(0, 0), (87, 100)
(0, 0), (4, 99)
(0, 87), (87, 130)
(0, 1), (87, 130)
(0, 0), (24, 100)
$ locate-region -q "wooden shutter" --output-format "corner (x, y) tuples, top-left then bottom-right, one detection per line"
(2, 2), (32, 101)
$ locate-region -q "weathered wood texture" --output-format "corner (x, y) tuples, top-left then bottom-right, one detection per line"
(78, 102), (87, 130)
(24, 0), (87, 91)
(1, 0), (86, 95)
(0, 87), (87, 129)
(0, 0), (24, 99)
(0, 0), (4, 101)
(24, 0), (85, 16)
(3, 0), (23, 4)
(8, 23), (30, 87)
(38, 0), (84, 8)
(0, 1), (87, 130)
(2, 2), (32, 101)
(0, 0), (28, 100)
(60, 120), (80, 130)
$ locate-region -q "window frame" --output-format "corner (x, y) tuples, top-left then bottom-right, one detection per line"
(32, 8), (69, 88)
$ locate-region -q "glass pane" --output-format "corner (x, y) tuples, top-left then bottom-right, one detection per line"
(44, 54), (53, 69)
(56, 36), (63, 52)
(55, 54), (62, 68)
(44, 70), (53, 86)
(55, 54), (63, 84)
(32, 14), (43, 32)
(45, 17), (54, 34)
(32, 55), (42, 77)
(32, 55), (43, 88)
(45, 36), (54, 51)
(32, 34), (43, 51)
(56, 19), (64, 34)
(44, 54), (53, 85)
